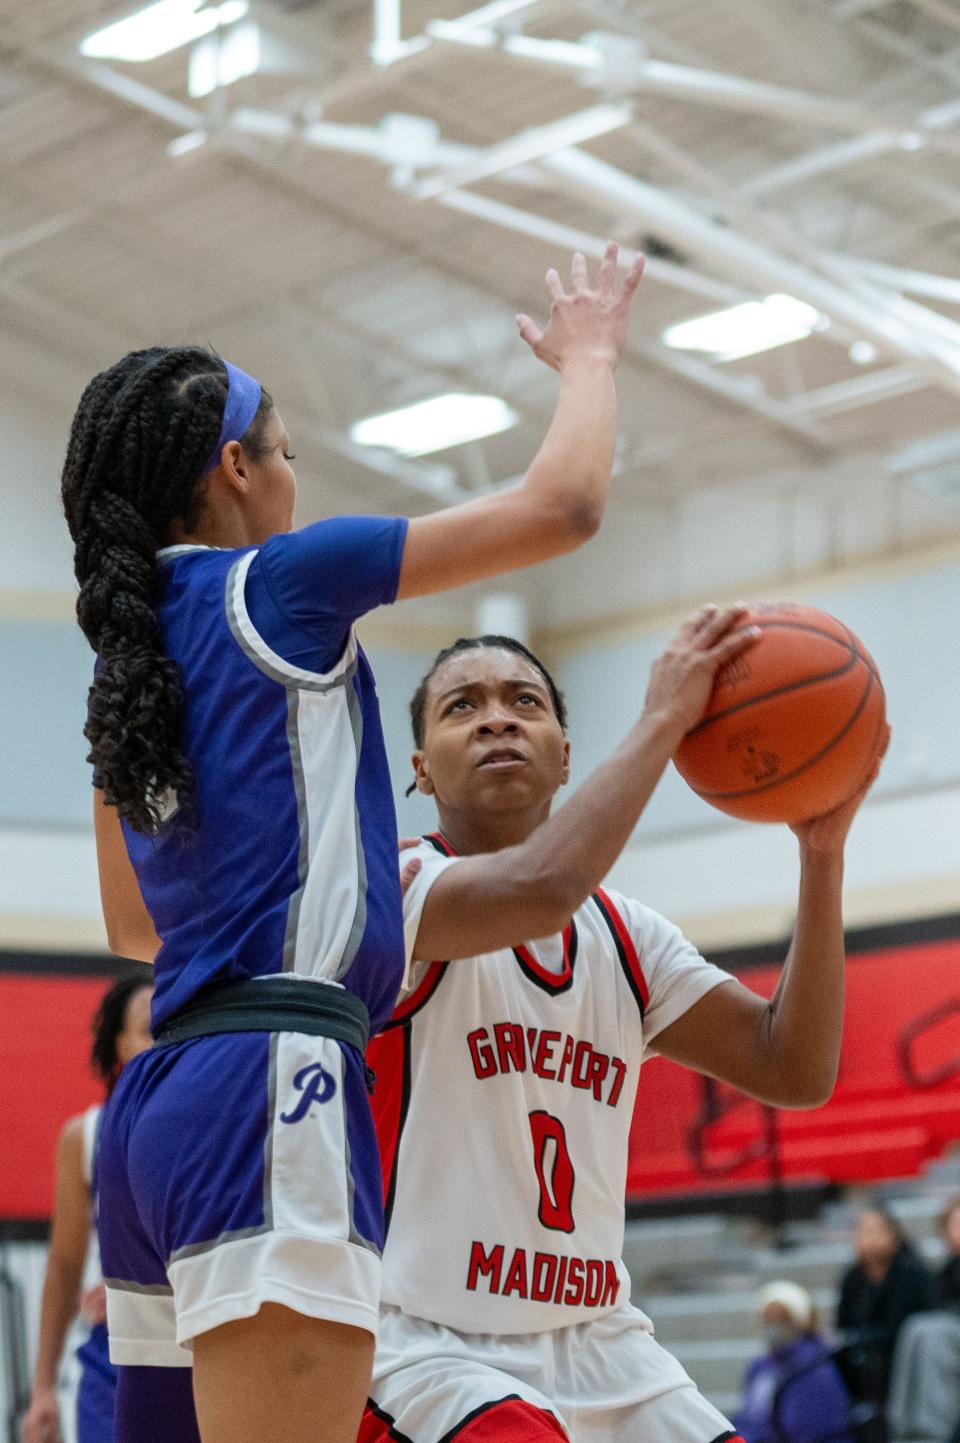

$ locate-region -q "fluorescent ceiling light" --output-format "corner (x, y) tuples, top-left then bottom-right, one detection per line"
(351, 393), (519, 457)
(663, 293), (823, 362)
(189, 21), (260, 96)
(81, 0), (248, 64)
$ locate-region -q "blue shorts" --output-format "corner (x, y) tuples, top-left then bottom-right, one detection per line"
(98, 1031), (383, 1365)
(76, 1323), (117, 1442)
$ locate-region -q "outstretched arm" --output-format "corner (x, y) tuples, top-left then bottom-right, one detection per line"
(22, 1119), (90, 1443)
(651, 738), (888, 1109)
(409, 606), (760, 960)
(396, 245), (644, 600)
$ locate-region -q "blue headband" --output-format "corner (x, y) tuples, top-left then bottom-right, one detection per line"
(203, 361), (263, 473)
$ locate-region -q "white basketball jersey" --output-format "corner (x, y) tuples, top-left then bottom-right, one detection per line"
(368, 834), (733, 1335)
(80, 1103), (104, 1290)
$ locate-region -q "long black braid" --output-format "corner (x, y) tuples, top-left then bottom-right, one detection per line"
(61, 347), (273, 832)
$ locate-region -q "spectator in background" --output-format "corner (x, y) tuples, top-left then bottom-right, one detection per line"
(887, 1196), (960, 1443)
(835, 1206), (935, 1431)
(22, 968), (153, 1443)
(735, 1280), (854, 1443)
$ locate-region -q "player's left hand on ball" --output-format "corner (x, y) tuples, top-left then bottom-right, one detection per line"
(791, 723), (891, 854)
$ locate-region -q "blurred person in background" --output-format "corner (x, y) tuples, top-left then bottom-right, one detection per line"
(735, 1281), (854, 1443)
(836, 1206), (935, 1434)
(22, 968), (153, 1443)
(887, 1197), (960, 1443)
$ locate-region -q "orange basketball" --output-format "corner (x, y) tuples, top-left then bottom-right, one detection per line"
(674, 603), (886, 824)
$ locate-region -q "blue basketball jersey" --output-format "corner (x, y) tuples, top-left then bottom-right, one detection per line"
(120, 515), (409, 1034)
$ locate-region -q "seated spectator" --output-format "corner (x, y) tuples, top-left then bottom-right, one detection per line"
(836, 1206), (936, 1428)
(735, 1281), (854, 1443)
(887, 1197), (960, 1442)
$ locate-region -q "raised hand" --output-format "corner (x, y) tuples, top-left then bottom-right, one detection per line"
(643, 604), (762, 740)
(791, 725), (891, 856)
(516, 242), (645, 373)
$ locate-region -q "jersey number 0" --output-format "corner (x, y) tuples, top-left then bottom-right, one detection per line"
(528, 1110), (576, 1233)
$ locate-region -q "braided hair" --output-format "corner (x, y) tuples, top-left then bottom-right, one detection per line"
(61, 347), (273, 832)
(90, 965), (153, 1094)
(406, 635), (567, 795)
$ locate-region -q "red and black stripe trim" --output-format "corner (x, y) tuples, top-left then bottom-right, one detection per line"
(593, 887), (648, 1017)
(437, 1394), (565, 1442)
(708, 1433), (745, 1443)
(360, 1398), (415, 1443)
(513, 923), (577, 995)
(426, 831), (578, 994)
(381, 1022), (412, 1232)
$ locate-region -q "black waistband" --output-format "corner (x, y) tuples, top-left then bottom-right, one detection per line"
(153, 977), (370, 1052)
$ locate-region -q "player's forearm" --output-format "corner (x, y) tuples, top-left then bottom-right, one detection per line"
(764, 848), (846, 1107)
(509, 709), (683, 919)
(518, 357), (616, 536)
(32, 1257), (82, 1388)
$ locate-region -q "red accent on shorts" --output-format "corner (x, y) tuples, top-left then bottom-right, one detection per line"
(594, 887), (649, 1010)
(445, 1398), (568, 1442)
(358, 1401), (413, 1443)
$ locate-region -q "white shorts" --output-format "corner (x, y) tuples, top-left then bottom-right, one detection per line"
(366, 1303), (740, 1442)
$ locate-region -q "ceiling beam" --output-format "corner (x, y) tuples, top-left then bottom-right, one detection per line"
(540, 148), (960, 393)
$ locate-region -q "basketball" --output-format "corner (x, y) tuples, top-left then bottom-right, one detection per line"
(675, 603), (886, 825)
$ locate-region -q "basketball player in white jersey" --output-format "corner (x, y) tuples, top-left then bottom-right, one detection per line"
(363, 613), (888, 1443)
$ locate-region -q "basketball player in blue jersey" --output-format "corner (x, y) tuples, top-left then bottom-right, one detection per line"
(59, 244), (644, 1443)
(363, 621), (889, 1443)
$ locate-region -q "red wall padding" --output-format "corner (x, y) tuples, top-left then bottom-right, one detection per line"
(4, 934), (959, 1220)
(1, 974), (113, 1219)
(627, 936), (960, 1198)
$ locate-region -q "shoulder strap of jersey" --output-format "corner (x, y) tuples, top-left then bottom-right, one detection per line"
(592, 887), (649, 1018)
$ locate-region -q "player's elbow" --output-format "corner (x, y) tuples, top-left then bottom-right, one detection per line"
(552, 496), (603, 545)
(105, 919), (158, 965)
(776, 1065), (837, 1110)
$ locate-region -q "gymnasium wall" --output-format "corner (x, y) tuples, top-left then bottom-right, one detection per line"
(0, 549), (958, 949)
(548, 548), (960, 946)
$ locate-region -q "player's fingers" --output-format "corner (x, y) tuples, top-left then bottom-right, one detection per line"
(677, 603), (718, 642)
(570, 251), (589, 292)
(398, 836), (421, 852)
(617, 250), (646, 304)
(399, 857), (422, 896)
(696, 602), (751, 648)
(708, 624), (761, 667)
(516, 314), (544, 349)
(544, 267), (565, 303)
(596, 240), (618, 297)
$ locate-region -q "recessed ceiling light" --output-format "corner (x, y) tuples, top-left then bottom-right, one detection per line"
(80, 0), (248, 64)
(663, 293), (822, 363)
(351, 394), (520, 457)
(849, 340), (878, 366)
